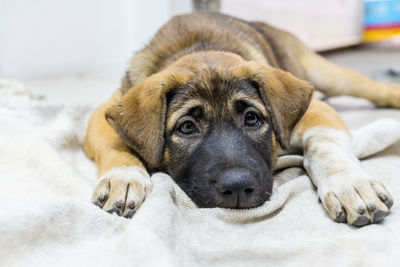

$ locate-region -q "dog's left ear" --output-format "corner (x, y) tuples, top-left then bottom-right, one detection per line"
(105, 70), (191, 169)
(232, 62), (314, 149)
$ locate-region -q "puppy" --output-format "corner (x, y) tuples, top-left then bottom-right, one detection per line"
(84, 13), (398, 226)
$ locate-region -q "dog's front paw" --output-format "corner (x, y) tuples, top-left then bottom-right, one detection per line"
(91, 166), (152, 218)
(319, 174), (393, 227)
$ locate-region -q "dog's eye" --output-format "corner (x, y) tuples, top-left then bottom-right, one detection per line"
(244, 111), (261, 127)
(178, 121), (198, 135)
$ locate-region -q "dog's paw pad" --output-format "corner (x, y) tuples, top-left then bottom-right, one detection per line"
(91, 166), (152, 218)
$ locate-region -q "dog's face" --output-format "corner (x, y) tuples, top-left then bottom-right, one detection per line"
(106, 52), (313, 209)
(165, 75), (276, 208)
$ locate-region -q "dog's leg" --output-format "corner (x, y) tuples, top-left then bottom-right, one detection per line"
(83, 91), (152, 218)
(291, 99), (393, 226)
(252, 22), (400, 107)
(298, 47), (400, 108)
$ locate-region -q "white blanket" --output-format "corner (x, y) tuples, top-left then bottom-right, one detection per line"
(1, 80), (400, 267)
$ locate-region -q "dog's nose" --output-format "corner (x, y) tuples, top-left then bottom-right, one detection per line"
(214, 169), (257, 208)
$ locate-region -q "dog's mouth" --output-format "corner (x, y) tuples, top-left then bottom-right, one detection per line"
(176, 169), (273, 209)
(187, 187), (272, 209)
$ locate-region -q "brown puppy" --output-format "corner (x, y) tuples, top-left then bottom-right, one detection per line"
(84, 13), (398, 226)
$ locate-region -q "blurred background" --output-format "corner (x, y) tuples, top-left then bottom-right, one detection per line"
(1, 0), (400, 105)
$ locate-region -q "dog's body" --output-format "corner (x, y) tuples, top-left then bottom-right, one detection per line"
(84, 13), (398, 226)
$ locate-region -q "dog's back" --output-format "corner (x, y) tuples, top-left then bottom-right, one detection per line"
(121, 12), (308, 94)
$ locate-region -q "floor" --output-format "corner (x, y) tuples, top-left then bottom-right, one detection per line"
(321, 45), (400, 128)
(22, 72), (121, 106)
(322, 44), (400, 78)
(19, 44), (400, 129)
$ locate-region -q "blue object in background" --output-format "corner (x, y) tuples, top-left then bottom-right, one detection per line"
(364, 0), (400, 26)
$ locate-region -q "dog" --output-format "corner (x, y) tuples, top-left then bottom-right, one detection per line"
(84, 12), (398, 226)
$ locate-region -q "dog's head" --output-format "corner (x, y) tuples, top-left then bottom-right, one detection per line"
(106, 52), (313, 208)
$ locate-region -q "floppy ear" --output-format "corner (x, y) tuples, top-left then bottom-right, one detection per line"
(232, 61), (314, 149)
(105, 71), (191, 168)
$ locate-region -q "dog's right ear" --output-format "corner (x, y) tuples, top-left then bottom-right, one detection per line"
(105, 71), (191, 169)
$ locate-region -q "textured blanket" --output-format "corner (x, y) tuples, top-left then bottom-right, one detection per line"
(1, 80), (400, 267)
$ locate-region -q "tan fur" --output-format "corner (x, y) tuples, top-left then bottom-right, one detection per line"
(323, 192), (343, 219)
(325, 168), (346, 177)
(293, 99), (348, 140)
(84, 91), (145, 176)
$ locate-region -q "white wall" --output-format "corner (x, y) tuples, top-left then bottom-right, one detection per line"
(221, 0), (364, 51)
(0, 0), (175, 79)
(0, 0), (363, 79)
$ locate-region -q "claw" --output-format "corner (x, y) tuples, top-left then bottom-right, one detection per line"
(98, 194), (106, 202)
(107, 207), (121, 214)
(335, 210), (347, 223)
(378, 193), (393, 209)
(94, 199), (103, 208)
(356, 207), (366, 214)
(115, 200), (124, 208)
(128, 201), (136, 209)
(352, 215), (370, 227)
(124, 209), (136, 219)
(367, 203), (376, 212)
(372, 210), (387, 223)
